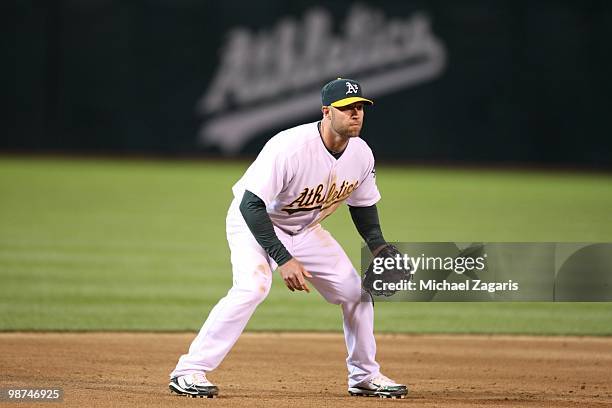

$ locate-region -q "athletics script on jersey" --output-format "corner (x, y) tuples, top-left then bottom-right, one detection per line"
(282, 180), (358, 214)
(197, 4), (447, 154)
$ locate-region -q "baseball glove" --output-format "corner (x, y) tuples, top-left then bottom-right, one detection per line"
(362, 244), (414, 297)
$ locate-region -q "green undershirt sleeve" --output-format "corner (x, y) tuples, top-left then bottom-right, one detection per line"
(239, 190), (293, 266)
(348, 204), (387, 253)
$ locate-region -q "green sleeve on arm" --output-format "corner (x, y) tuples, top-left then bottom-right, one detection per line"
(348, 204), (387, 252)
(239, 190), (293, 266)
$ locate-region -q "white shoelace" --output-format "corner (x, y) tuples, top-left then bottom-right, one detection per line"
(191, 372), (210, 386)
(372, 374), (395, 386)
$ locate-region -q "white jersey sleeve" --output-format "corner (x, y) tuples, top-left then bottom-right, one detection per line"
(242, 139), (291, 207)
(345, 144), (381, 207)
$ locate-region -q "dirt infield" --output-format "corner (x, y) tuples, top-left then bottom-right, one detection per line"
(1, 332), (611, 407)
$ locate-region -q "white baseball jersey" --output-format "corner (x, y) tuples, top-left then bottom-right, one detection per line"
(232, 121), (381, 234)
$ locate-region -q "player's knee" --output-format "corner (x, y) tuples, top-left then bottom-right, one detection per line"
(338, 275), (364, 305)
(322, 281), (363, 305)
(338, 289), (363, 305)
(230, 261), (273, 305)
(239, 280), (271, 305)
(252, 283), (271, 304)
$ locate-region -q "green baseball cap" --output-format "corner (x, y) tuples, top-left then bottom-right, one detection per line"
(321, 78), (374, 107)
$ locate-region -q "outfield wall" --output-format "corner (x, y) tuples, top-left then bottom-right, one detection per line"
(8, 1), (611, 167)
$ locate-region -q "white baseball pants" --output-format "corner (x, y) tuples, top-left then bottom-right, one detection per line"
(170, 199), (380, 387)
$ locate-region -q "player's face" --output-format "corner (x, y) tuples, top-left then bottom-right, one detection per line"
(328, 102), (365, 138)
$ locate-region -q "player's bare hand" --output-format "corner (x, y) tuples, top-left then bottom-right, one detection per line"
(279, 258), (312, 293)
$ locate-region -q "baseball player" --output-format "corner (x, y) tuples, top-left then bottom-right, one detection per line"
(169, 78), (408, 399)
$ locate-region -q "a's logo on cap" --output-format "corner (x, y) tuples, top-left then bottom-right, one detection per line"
(345, 82), (359, 95)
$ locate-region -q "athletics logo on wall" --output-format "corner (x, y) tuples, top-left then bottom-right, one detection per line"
(196, 4), (447, 154)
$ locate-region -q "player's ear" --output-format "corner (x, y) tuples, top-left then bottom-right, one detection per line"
(322, 106), (330, 118)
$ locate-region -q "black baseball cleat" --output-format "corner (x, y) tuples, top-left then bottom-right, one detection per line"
(169, 373), (219, 398)
(348, 374), (408, 399)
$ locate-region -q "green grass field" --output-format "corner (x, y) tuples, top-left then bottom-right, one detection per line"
(1, 157), (611, 334)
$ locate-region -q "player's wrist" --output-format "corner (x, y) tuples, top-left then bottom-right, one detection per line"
(277, 254), (294, 267)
